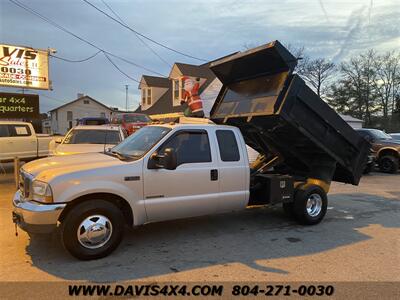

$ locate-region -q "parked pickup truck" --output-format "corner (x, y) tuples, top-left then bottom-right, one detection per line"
(356, 128), (400, 173)
(0, 121), (56, 162)
(50, 125), (126, 156)
(12, 41), (370, 260)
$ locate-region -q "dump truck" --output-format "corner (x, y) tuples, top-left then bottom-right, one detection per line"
(12, 41), (370, 260)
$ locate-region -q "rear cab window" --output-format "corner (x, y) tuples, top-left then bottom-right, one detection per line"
(216, 130), (240, 162)
(9, 125), (32, 137)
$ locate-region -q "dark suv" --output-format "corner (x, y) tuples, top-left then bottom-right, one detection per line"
(356, 128), (400, 173)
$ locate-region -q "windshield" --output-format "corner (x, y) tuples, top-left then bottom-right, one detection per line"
(63, 129), (121, 144)
(368, 129), (392, 140)
(123, 114), (151, 123)
(111, 126), (170, 157)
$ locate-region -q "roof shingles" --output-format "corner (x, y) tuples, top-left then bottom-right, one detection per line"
(49, 95), (112, 112)
(141, 75), (170, 88)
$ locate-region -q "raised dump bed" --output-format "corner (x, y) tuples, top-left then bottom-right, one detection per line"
(209, 41), (370, 185)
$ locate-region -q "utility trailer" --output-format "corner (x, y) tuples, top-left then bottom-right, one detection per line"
(210, 41), (370, 222)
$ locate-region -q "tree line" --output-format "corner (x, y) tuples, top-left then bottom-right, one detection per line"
(295, 48), (400, 132)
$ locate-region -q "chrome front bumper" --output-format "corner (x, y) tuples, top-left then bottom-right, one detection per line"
(12, 190), (66, 234)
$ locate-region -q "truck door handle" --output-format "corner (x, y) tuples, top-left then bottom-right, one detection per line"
(210, 169), (218, 181)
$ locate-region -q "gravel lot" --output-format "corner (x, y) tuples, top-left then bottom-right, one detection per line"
(0, 162), (399, 285)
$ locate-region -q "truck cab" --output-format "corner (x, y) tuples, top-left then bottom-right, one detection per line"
(139, 122), (250, 222)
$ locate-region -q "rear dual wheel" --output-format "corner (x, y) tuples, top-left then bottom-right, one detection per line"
(283, 185), (327, 225)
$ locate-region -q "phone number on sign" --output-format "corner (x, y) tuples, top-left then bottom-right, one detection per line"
(232, 285), (335, 296)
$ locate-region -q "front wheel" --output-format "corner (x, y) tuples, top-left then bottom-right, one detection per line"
(61, 200), (124, 260)
(293, 185), (328, 225)
(379, 156), (399, 174)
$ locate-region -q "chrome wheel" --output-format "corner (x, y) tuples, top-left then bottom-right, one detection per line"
(306, 193), (322, 217)
(77, 215), (113, 249)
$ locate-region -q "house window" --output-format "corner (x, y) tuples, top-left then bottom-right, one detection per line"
(100, 112), (106, 118)
(173, 79), (181, 105)
(67, 111), (73, 121)
(83, 99), (90, 104)
(146, 88), (152, 105)
(142, 89), (146, 105)
(142, 88), (152, 106)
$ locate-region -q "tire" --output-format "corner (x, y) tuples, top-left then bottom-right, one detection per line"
(379, 156), (399, 174)
(61, 200), (124, 260)
(293, 185), (327, 225)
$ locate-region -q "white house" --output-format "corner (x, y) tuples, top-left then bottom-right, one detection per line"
(339, 114), (363, 129)
(48, 94), (113, 134)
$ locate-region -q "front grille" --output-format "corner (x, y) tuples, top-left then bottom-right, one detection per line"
(19, 171), (31, 199)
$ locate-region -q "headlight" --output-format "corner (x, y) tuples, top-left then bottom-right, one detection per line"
(32, 180), (53, 203)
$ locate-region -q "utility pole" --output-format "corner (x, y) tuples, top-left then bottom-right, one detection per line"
(125, 85), (129, 111)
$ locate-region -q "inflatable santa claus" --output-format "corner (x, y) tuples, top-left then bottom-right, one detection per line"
(180, 76), (204, 118)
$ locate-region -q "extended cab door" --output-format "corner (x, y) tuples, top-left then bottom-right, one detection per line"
(213, 128), (250, 212)
(143, 129), (219, 222)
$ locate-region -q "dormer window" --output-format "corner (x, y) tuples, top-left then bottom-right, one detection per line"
(147, 88), (151, 105)
(142, 88), (152, 106)
(142, 90), (146, 105)
(173, 79), (183, 106)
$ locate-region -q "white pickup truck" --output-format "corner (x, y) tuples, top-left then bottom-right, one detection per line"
(12, 41), (369, 260)
(0, 121), (55, 162)
(13, 122), (323, 260)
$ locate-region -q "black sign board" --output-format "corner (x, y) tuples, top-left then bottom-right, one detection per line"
(0, 92), (39, 119)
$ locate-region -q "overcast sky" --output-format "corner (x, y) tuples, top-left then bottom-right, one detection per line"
(0, 0), (399, 113)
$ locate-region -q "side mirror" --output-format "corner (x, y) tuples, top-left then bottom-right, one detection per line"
(148, 147), (177, 170)
(55, 137), (63, 144)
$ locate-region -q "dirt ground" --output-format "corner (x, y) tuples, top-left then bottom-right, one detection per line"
(0, 162), (399, 286)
